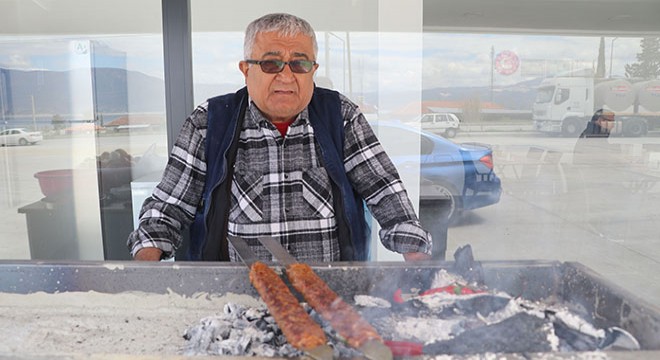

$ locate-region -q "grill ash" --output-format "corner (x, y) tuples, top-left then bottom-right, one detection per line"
(182, 276), (639, 357)
(182, 301), (362, 358)
(181, 246), (640, 357)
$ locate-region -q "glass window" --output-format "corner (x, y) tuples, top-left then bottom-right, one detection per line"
(422, 30), (660, 303)
(421, 114), (434, 124)
(536, 86), (555, 103)
(554, 88), (570, 104)
(191, 1), (424, 261)
(0, 0), (168, 260)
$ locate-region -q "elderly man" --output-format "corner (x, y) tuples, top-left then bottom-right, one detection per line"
(128, 13), (431, 262)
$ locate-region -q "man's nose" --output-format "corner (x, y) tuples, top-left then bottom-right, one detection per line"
(275, 64), (296, 81)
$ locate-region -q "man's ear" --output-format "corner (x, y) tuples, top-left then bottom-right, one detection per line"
(239, 61), (249, 78)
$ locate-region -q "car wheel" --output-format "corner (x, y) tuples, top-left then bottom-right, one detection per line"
(19, 138), (28, 146)
(445, 128), (457, 138)
(420, 182), (461, 222)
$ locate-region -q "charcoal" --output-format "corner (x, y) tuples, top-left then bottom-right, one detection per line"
(251, 343), (279, 357)
(223, 302), (246, 316)
(215, 323), (231, 340)
(231, 318), (251, 329)
(244, 307), (265, 320)
(330, 340), (364, 359)
(451, 244), (485, 285)
(552, 316), (600, 351)
(358, 306), (395, 322)
(431, 294), (511, 318)
(243, 325), (275, 344)
(277, 343), (301, 357)
(254, 318), (270, 331)
(212, 337), (249, 355)
(183, 272), (641, 357)
(424, 312), (554, 354)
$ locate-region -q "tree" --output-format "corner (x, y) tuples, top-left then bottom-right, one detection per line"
(625, 37), (660, 79)
(51, 114), (66, 130)
(596, 37), (606, 78)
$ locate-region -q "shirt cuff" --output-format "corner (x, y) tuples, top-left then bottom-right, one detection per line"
(379, 221), (433, 255)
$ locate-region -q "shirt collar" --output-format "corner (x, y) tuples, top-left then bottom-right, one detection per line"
(247, 100), (310, 128)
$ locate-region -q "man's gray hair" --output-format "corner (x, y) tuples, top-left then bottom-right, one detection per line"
(244, 13), (318, 59)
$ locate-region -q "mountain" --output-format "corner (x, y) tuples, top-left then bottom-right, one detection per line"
(0, 67), (165, 117)
(1, 67), (544, 124)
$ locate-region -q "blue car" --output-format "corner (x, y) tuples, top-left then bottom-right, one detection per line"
(374, 121), (501, 222)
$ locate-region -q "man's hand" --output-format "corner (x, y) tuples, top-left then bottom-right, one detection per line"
(403, 252), (432, 262)
(134, 247), (163, 261)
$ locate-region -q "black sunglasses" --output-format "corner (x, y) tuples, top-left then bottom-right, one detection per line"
(245, 59), (317, 74)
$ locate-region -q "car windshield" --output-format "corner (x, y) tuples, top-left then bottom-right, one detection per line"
(535, 86), (555, 103)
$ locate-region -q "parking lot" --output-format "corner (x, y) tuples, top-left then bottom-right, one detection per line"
(448, 130), (660, 307)
(1, 129), (660, 307)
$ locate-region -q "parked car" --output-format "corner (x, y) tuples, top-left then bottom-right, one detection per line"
(374, 121), (501, 221)
(0, 128), (43, 146)
(415, 112), (461, 138)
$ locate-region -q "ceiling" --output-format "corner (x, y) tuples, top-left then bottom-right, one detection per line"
(0, 0), (659, 36)
(423, 0), (660, 36)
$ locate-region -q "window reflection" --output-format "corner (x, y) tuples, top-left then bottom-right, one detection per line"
(422, 32), (660, 298)
(0, 34), (168, 260)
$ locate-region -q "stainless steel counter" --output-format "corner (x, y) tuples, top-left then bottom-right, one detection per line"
(1, 260), (659, 358)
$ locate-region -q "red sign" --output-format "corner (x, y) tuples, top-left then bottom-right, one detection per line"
(495, 50), (519, 76)
(646, 85), (660, 94)
(611, 85), (631, 93)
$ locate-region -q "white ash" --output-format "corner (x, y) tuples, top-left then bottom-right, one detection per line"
(393, 316), (463, 344)
(182, 302), (300, 357)
(354, 294), (391, 308)
(182, 301), (364, 358)
(418, 291), (510, 312)
(430, 268), (464, 288)
(0, 272), (639, 357)
(0, 289), (261, 357)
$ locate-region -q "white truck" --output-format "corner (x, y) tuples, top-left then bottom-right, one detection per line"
(532, 75), (660, 137)
(417, 112), (461, 138)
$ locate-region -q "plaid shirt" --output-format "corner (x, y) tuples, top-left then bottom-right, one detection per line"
(128, 93), (431, 261)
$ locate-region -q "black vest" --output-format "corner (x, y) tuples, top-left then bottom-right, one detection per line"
(186, 87), (370, 261)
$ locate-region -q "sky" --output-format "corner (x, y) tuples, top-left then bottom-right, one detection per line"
(0, 32), (644, 96)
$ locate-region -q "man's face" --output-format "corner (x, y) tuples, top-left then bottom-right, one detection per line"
(239, 31), (318, 123)
(599, 112), (616, 131)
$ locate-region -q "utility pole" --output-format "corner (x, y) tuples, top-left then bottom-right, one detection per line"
(490, 46), (494, 103)
(609, 37), (618, 78)
(31, 95), (37, 131)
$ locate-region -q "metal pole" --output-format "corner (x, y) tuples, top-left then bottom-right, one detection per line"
(609, 37), (618, 78)
(490, 46), (494, 103)
(324, 32), (330, 79)
(31, 95), (37, 130)
(162, 0), (193, 153)
(346, 32), (353, 98)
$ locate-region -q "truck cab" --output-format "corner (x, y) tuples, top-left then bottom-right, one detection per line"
(419, 113), (461, 138)
(533, 77), (591, 136)
(533, 75), (657, 137)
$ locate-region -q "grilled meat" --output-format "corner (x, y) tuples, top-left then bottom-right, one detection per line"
(286, 263), (382, 348)
(249, 261), (328, 350)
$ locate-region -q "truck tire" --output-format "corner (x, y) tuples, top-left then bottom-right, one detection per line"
(445, 128), (457, 138)
(562, 118), (583, 137)
(623, 118), (648, 137)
